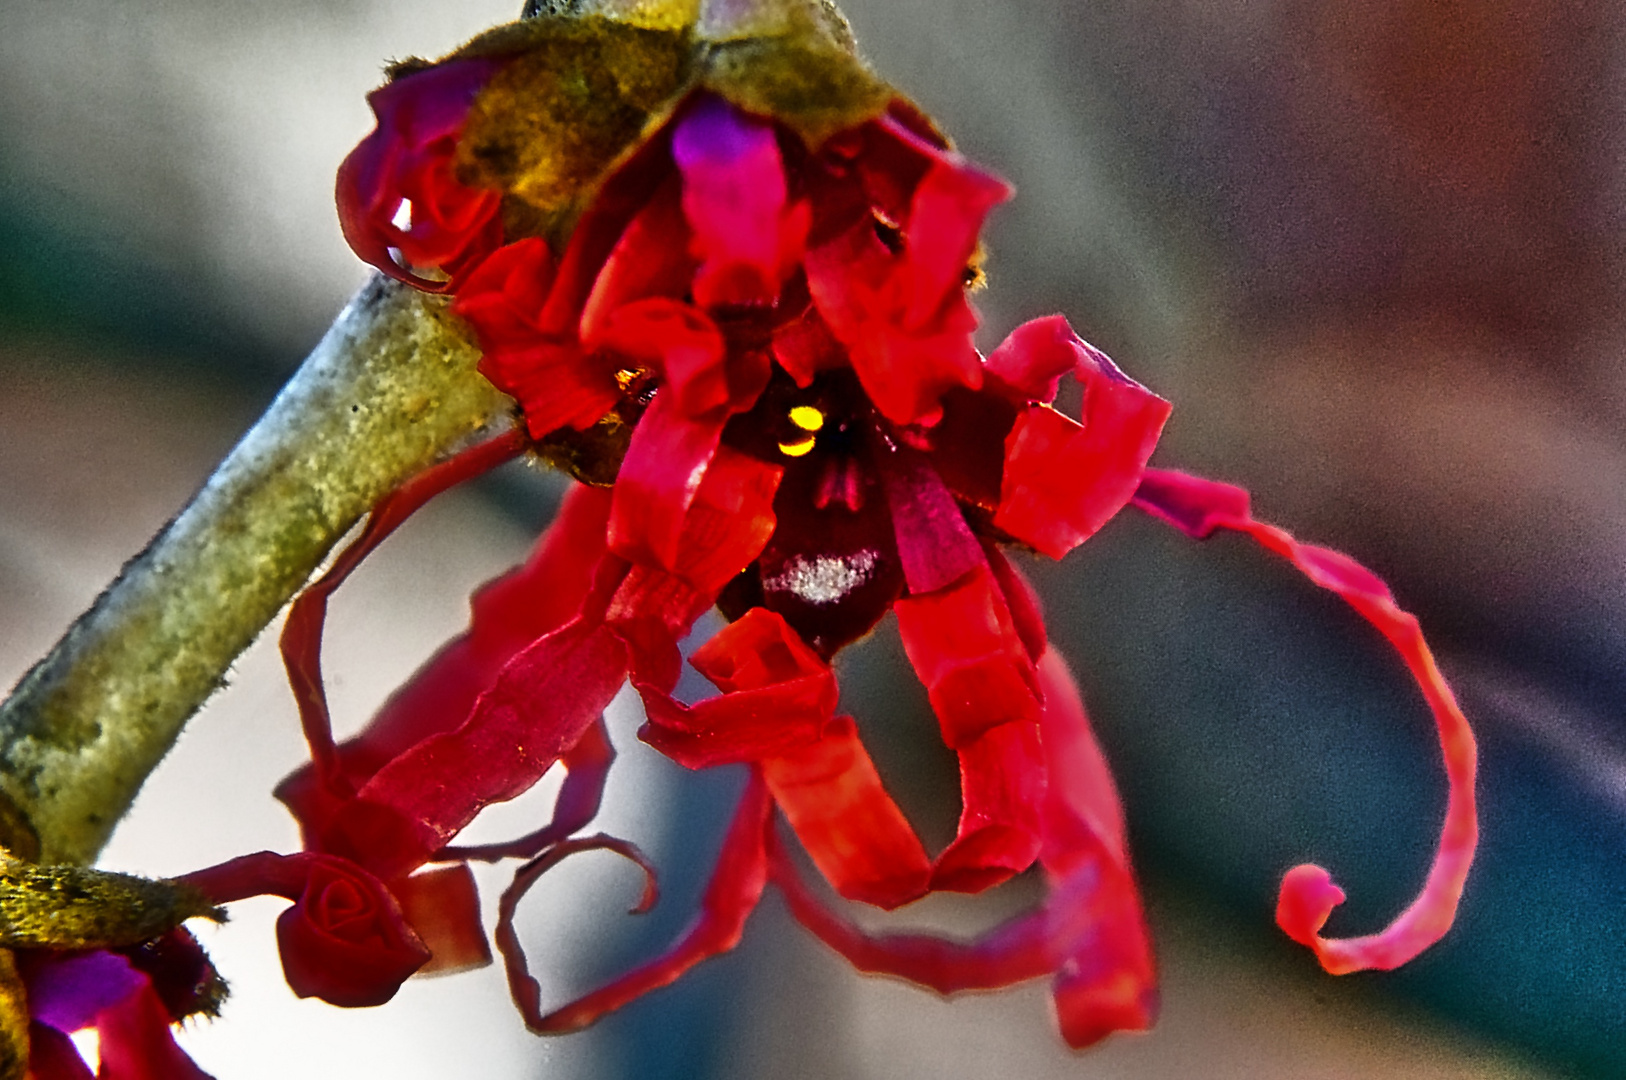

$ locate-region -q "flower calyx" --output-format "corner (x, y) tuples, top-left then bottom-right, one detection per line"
(0, 853), (229, 1080)
(339, 0), (895, 291)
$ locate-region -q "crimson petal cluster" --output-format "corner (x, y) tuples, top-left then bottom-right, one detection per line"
(233, 23), (1477, 1051)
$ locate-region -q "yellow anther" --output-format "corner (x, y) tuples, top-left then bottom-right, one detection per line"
(788, 405), (825, 432)
(778, 435), (817, 458)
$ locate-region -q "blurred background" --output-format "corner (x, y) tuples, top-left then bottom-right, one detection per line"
(1, 0), (1622, 1076)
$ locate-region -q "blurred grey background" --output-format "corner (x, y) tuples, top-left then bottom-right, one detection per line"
(3, 0), (1624, 1076)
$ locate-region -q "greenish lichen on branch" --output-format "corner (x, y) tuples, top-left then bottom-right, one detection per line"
(0, 277), (515, 866)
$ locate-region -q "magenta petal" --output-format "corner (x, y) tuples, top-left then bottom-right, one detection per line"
(673, 95), (803, 307)
(1129, 467), (1251, 539)
(375, 61), (501, 165)
(95, 982), (216, 1080)
(26, 952), (146, 1034)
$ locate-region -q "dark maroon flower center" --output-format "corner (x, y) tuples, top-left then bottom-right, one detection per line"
(721, 367), (904, 656)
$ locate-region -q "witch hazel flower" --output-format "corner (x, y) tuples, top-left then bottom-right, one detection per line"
(240, 0), (1476, 1051)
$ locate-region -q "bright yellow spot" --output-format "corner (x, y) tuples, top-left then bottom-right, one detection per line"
(789, 406), (825, 432)
(778, 435), (817, 457)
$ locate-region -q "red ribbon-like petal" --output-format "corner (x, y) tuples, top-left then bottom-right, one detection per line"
(993, 321), (1171, 558)
(897, 149), (1010, 330)
(1132, 466), (1478, 974)
(930, 717), (1045, 894)
(335, 59), (505, 291)
(609, 389), (730, 572)
(494, 833), (661, 1033)
(672, 95), (809, 309)
(440, 717), (617, 864)
(871, 423), (986, 597)
(804, 119), (1006, 429)
(770, 648), (1156, 1048)
(579, 180), (698, 342)
(452, 237), (556, 352)
(325, 613), (631, 880)
(278, 429), (526, 809)
(762, 716), (932, 909)
(983, 313), (1096, 405)
(276, 483), (613, 850)
(591, 298), (732, 417)
(638, 608), (838, 767)
(508, 779), (772, 1033)
(894, 562), (1041, 749)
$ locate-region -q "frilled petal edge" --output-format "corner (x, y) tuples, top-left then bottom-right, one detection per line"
(639, 608), (839, 767)
(994, 322), (1171, 559)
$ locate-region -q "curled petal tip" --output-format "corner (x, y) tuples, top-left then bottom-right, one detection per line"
(620, 843), (663, 915)
(1137, 469), (1478, 976)
(1274, 863), (1346, 948)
